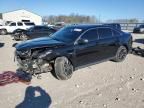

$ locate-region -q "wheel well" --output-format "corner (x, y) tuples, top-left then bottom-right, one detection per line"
(123, 44), (129, 53)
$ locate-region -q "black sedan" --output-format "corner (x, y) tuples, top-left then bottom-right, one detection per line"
(12, 26), (57, 41)
(15, 24), (132, 80)
(133, 25), (144, 33)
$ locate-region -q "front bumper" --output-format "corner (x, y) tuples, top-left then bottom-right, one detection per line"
(15, 51), (53, 74)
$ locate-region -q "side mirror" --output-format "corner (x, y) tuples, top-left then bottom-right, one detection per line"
(77, 38), (88, 45)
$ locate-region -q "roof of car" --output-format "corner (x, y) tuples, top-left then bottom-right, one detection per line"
(33, 25), (54, 28)
(68, 24), (112, 30)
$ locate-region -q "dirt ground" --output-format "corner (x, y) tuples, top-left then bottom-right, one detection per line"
(0, 32), (144, 108)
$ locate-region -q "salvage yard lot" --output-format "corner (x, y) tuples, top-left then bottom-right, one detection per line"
(0, 32), (144, 108)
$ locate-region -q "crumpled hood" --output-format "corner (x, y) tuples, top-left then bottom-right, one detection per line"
(16, 37), (65, 51)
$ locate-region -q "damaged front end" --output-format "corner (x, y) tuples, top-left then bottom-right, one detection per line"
(15, 48), (53, 75)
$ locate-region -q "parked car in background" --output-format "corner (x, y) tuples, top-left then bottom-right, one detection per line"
(12, 25), (57, 40)
(15, 24), (132, 80)
(133, 25), (144, 33)
(104, 23), (121, 31)
(54, 22), (65, 30)
(0, 22), (35, 35)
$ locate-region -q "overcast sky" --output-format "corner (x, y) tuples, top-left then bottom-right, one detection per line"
(0, 0), (144, 21)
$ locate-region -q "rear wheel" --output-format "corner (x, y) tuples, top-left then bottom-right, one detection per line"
(113, 46), (128, 62)
(54, 57), (73, 80)
(0, 29), (7, 35)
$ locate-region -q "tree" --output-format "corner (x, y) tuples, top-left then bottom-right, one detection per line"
(129, 18), (139, 23)
(42, 14), (97, 24)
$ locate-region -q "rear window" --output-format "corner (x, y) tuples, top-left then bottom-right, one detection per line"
(98, 28), (113, 39)
(24, 23), (35, 26)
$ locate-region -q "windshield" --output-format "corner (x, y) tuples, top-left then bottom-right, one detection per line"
(51, 26), (84, 43)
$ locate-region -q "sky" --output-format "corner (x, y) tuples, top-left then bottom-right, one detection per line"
(0, 0), (144, 21)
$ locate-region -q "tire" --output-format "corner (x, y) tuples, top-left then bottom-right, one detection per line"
(113, 46), (128, 62)
(0, 29), (7, 35)
(21, 34), (28, 41)
(54, 57), (73, 80)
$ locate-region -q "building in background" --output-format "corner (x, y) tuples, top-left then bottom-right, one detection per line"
(2, 9), (42, 25)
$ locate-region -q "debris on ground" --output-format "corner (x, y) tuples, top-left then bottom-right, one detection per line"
(75, 84), (80, 88)
(115, 97), (120, 101)
(0, 71), (31, 86)
(132, 47), (144, 57)
(79, 100), (84, 104)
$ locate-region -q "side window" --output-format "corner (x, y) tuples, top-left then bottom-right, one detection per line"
(33, 27), (42, 31)
(42, 27), (49, 31)
(98, 28), (112, 39)
(17, 22), (23, 26)
(9, 23), (16, 26)
(81, 29), (98, 41)
(112, 30), (121, 36)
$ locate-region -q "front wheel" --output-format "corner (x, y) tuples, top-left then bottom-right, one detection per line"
(113, 46), (128, 62)
(54, 57), (73, 80)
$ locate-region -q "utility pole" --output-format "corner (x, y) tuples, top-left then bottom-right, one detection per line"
(99, 14), (101, 24)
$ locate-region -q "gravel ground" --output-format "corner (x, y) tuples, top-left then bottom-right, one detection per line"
(0, 32), (144, 108)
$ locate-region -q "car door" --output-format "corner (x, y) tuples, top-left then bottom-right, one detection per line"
(75, 28), (100, 66)
(29, 26), (42, 39)
(8, 22), (17, 33)
(97, 27), (119, 59)
(17, 22), (24, 29)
